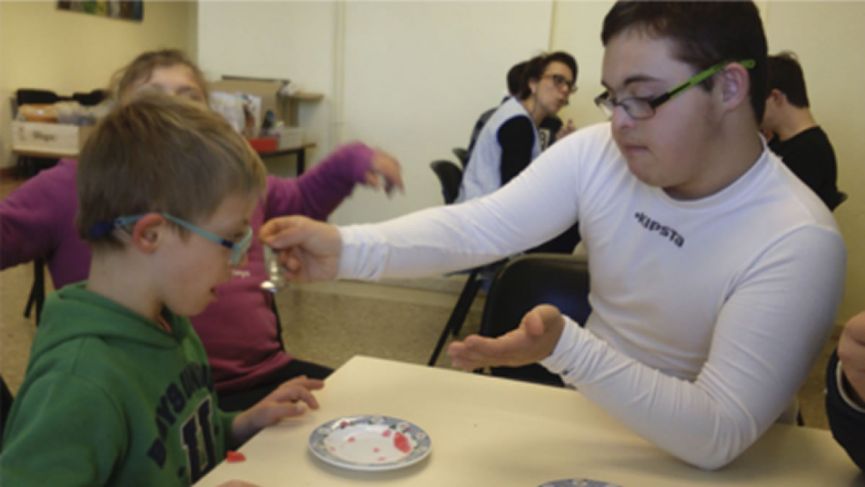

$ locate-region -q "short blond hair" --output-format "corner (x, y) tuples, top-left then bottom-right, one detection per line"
(77, 92), (266, 248)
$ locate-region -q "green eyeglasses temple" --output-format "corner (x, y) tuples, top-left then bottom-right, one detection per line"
(650, 59), (756, 109)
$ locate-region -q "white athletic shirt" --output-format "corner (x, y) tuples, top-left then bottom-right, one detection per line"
(338, 122), (846, 469)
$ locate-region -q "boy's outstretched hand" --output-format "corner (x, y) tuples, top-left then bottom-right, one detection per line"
(259, 216), (342, 283)
(231, 376), (324, 445)
(447, 304), (565, 371)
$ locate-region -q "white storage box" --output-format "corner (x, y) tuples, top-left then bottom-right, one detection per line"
(276, 126), (304, 149)
(12, 121), (93, 157)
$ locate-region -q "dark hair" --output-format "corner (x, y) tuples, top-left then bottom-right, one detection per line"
(507, 61), (529, 97)
(77, 93), (266, 249)
(517, 51), (578, 100)
(766, 52), (810, 108)
(601, 1), (768, 122)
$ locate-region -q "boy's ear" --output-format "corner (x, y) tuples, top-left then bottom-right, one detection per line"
(718, 62), (750, 110)
(129, 213), (165, 254)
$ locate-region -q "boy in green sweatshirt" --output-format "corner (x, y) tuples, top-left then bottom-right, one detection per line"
(0, 93), (323, 485)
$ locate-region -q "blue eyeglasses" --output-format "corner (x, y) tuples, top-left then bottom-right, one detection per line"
(92, 213), (253, 266)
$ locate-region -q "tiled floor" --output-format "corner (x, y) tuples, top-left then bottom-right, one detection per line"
(0, 173), (838, 430)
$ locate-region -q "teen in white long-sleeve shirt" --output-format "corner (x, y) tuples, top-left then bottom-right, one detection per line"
(259, 2), (845, 469)
(335, 122), (842, 468)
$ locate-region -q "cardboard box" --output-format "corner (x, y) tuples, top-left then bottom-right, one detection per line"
(209, 78), (291, 130)
(209, 77), (323, 130)
(11, 121), (93, 157)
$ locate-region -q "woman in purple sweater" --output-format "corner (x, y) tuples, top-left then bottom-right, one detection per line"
(0, 49), (403, 410)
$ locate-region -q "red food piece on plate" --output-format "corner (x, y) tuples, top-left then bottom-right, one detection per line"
(393, 432), (412, 453)
(225, 450), (246, 463)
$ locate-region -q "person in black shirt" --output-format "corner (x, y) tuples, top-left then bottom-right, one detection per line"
(762, 52), (842, 209)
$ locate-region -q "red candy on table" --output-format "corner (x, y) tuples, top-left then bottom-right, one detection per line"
(226, 450), (247, 463)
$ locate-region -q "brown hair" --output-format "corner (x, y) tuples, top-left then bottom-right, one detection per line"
(517, 51), (578, 100)
(108, 49), (209, 103)
(77, 92), (266, 248)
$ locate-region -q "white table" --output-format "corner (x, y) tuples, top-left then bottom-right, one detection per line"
(198, 356), (860, 486)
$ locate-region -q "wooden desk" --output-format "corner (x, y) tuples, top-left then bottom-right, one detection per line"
(198, 356), (860, 486)
(11, 142), (317, 176)
(12, 148), (76, 159)
(256, 142), (315, 175)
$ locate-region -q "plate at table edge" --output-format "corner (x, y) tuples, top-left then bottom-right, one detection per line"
(308, 415), (432, 472)
(538, 479), (622, 487)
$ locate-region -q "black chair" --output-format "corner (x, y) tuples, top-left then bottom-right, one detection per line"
(427, 160), (502, 365)
(15, 88), (71, 321)
(71, 89), (107, 106)
(830, 191), (848, 211)
(452, 147), (469, 168)
(1, 375), (13, 450)
(22, 258), (46, 325)
(480, 253), (591, 386)
(429, 160), (462, 204)
(15, 88), (60, 106)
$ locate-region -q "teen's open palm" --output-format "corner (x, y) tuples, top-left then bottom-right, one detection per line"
(448, 304), (565, 371)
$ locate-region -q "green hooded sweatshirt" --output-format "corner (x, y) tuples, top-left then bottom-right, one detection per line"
(0, 283), (237, 486)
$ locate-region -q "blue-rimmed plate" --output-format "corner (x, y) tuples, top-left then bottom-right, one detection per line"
(308, 415), (432, 472)
(539, 479), (622, 487)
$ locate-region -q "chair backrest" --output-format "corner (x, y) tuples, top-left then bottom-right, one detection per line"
(72, 89), (107, 106)
(480, 253), (591, 386)
(452, 147), (469, 168)
(430, 160), (463, 204)
(830, 191), (848, 211)
(16, 88), (60, 106)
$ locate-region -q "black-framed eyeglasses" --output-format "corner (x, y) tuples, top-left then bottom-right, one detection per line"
(543, 74), (578, 94)
(594, 59), (756, 120)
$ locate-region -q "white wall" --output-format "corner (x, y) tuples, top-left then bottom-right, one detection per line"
(0, 0), (195, 169)
(336, 1), (553, 223)
(197, 1), (338, 163)
(761, 1), (865, 322)
(549, 0), (614, 130)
